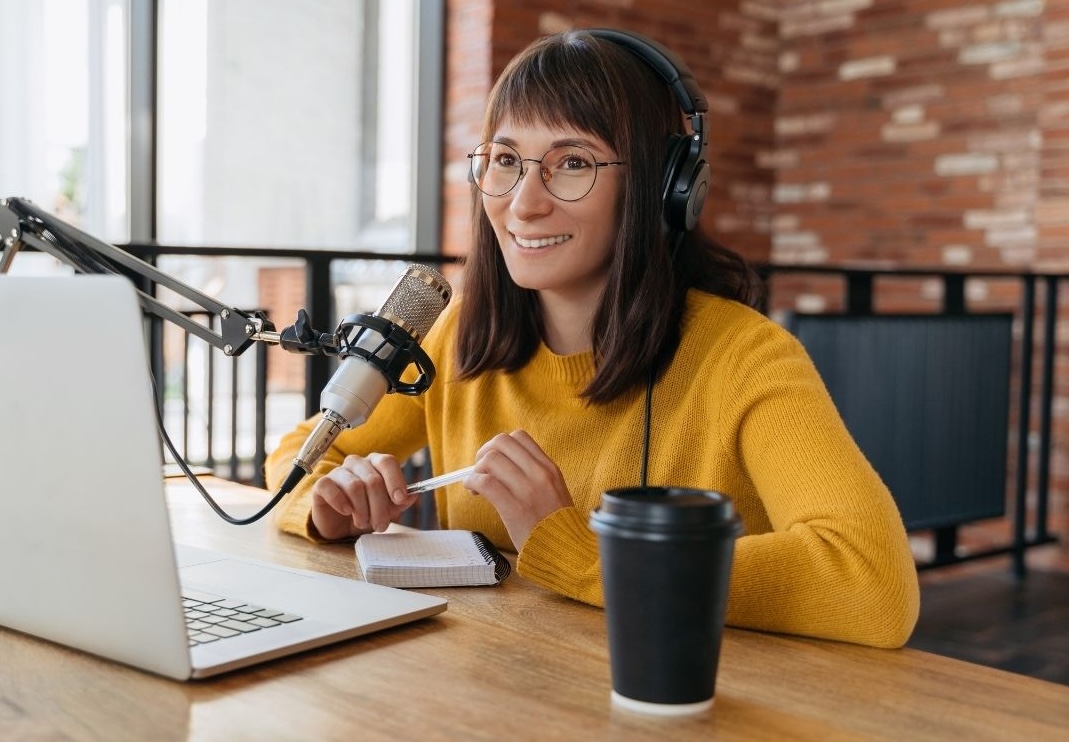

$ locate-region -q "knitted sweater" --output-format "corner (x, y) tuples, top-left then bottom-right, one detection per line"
(265, 290), (920, 648)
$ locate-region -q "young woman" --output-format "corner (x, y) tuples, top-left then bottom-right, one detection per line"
(266, 29), (920, 649)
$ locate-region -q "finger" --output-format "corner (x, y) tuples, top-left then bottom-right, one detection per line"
(486, 430), (550, 483)
(468, 445), (526, 501)
(388, 490), (424, 522)
(345, 453), (415, 531)
(342, 455), (397, 530)
(329, 463), (374, 531)
(311, 476), (353, 518)
(310, 475), (366, 539)
(367, 452), (411, 506)
(506, 429), (542, 457)
(476, 431), (533, 466)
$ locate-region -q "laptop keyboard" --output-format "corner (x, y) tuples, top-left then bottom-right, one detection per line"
(182, 588), (304, 646)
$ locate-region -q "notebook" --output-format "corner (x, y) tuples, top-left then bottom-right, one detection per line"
(0, 274), (447, 681)
(356, 530), (512, 588)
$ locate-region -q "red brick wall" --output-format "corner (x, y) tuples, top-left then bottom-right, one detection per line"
(770, 0), (1066, 514)
(775, 1), (1049, 296)
(258, 267), (306, 392)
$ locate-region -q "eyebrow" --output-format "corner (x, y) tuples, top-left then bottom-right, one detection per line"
(493, 135), (612, 156)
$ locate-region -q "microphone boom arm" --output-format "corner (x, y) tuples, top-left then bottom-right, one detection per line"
(1, 196), (449, 525)
(0, 195), (344, 357)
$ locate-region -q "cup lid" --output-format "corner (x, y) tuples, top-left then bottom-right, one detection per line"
(591, 487), (740, 533)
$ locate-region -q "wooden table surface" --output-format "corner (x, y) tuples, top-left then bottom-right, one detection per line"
(1, 477), (1066, 741)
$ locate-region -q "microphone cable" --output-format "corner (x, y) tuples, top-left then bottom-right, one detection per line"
(147, 369), (298, 525)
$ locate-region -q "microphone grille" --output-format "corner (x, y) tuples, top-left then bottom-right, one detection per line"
(376, 263), (453, 342)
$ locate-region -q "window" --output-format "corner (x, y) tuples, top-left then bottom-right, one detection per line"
(0, 0), (130, 246)
(1, 0), (444, 476)
(158, 0), (435, 252)
(1, 0), (441, 253)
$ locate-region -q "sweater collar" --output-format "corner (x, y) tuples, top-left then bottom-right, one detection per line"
(529, 342), (595, 386)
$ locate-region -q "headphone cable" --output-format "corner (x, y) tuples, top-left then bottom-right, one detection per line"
(639, 365), (654, 488)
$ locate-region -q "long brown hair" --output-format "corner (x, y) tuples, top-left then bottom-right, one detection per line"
(455, 30), (762, 404)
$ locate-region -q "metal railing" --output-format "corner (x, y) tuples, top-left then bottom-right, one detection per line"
(121, 243), (1065, 573)
(759, 264), (1065, 576)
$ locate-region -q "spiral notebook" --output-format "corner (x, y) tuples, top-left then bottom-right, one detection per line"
(356, 530), (511, 588)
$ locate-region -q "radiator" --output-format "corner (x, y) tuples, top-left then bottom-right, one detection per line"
(788, 313), (1014, 531)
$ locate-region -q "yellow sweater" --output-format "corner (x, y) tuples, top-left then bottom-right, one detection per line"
(266, 290), (920, 648)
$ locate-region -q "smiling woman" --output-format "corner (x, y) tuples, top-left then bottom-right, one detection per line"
(266, 28), (921, 650)
(475, 121), (629, 330)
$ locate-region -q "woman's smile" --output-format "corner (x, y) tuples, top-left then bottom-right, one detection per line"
(511, 232), (573, 249)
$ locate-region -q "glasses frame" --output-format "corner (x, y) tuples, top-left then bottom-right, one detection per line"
(467, 142), (626, 202)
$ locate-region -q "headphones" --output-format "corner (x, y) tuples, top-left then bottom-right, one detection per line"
(588, 29), (710, 234)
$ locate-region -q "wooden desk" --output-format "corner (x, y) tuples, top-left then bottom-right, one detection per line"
(2, 478), (1066, 741)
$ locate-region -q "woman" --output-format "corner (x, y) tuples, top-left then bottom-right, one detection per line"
(266, 29), (920, 649)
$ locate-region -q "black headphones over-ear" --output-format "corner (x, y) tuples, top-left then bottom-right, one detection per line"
(588, 28), (710, 234)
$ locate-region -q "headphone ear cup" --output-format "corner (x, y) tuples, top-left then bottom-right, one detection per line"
(662, 134), (690, 233)
(662, 134), (709, 233)
(684, 154), (710, 233)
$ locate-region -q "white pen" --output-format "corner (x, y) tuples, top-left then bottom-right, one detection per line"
(406, 465), (476, 495)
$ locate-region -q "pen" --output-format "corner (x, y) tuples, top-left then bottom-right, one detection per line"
(406, 465), (476, 495)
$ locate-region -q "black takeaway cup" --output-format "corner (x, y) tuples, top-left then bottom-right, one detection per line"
(589, 487), (742, 715)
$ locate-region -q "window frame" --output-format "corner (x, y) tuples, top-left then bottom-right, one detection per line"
(128, 0), (443, 254)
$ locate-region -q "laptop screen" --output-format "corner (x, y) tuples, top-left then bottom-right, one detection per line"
(0, 275), (193, 677)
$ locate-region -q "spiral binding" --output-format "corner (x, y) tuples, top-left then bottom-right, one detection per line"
(471, 531), (512, 584)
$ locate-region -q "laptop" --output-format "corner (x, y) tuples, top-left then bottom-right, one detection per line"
(0, 274), (447, 680)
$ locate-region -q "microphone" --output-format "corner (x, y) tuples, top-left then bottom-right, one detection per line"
(279, 263), (452, 495)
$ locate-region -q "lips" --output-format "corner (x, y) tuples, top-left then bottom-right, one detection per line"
(512, 233), (572, 249)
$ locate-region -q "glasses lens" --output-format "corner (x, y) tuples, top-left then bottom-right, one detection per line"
(540, 145), (598, 201)
(470, 142), (521, 197)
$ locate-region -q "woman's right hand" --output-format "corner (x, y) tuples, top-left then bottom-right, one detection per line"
(309, 452), (421, 540)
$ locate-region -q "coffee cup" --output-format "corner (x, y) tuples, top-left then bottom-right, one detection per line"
(589, 487), (741, 715)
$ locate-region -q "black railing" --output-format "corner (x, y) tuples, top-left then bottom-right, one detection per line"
(759, 264), (1065, 576)
(120, 244), (1065, 574)
(147, 308), (269, 485)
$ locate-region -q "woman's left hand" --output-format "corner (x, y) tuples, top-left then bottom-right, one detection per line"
(463, 429), (573, 549)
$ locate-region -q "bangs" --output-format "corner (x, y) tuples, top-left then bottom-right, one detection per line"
(484, 35), (622, 149)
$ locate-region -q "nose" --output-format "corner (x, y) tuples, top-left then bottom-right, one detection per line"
(508, 161), (553, 219)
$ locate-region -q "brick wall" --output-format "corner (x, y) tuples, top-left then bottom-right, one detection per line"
(775, 0), (1049, 293)
(770, 0), (1066, 518)
(258, 266), (306, 392)
(1042, 4), (1069, 506)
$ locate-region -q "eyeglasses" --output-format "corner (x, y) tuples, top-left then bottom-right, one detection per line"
(467, 142), (625, 202)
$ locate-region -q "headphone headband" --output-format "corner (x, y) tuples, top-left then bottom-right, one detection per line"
(586, 28), (711, 234)
(587, 28), (707, 116)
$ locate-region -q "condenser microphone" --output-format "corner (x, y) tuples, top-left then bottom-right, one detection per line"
(278, 264), (452, 495)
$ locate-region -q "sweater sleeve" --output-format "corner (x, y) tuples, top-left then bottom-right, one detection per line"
(721, 321), (920, 648)
(516, 506), (604, 606)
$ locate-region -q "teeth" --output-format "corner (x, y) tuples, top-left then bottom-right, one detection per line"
(514, 234), (571, 249)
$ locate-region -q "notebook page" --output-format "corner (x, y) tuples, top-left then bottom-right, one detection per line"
(356, 531), (496, 587)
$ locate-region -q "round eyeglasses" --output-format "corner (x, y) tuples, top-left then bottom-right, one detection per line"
(467, 142), (625, 202)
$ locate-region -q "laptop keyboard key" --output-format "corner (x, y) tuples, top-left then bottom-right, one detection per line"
(182, 591), (303, 646)
(203, 625), (241, 639)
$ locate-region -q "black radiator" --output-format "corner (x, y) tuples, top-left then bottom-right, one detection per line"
(788, 313), (1014, 531)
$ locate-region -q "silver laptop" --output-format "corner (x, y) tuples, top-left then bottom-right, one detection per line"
(0, 274), (447, 680)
